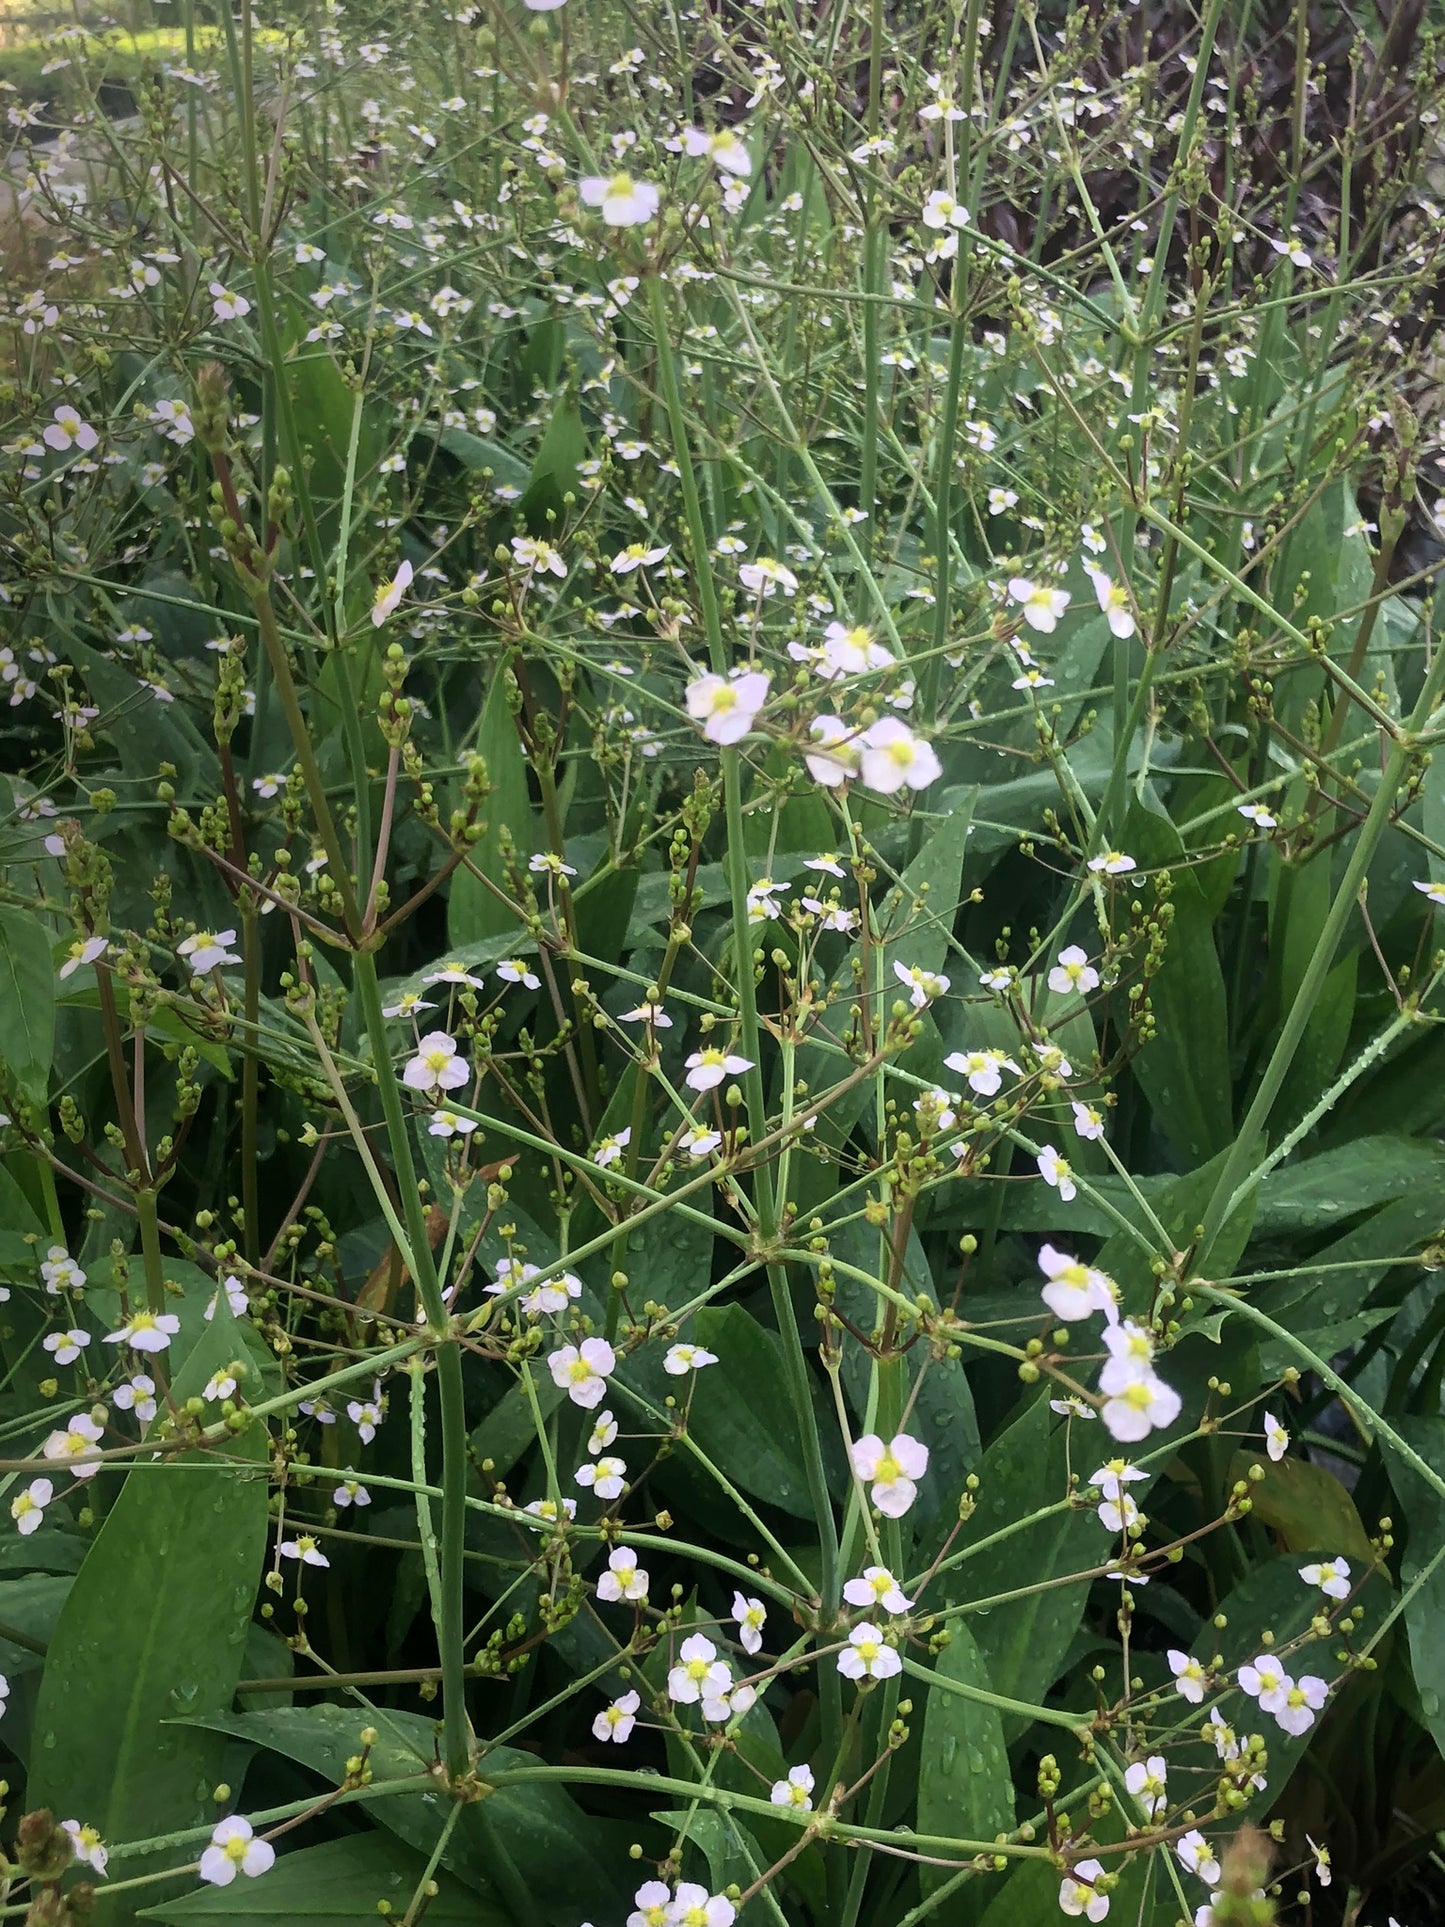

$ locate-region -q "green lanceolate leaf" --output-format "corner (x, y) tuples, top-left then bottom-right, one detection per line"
(27, 1299), (269, 1926)
(0, 907), (56, 1107)
(139, 1833), (500, 1927)
(918, 1619), (1016, 1924)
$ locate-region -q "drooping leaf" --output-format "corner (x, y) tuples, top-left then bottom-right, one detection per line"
(0, 907), (56, 1107)
(918, 1620), (1015, 1924)
(139, 1833), (500, 1927)
(28, 1299), (269, 1926)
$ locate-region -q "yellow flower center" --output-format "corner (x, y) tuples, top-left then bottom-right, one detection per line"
(567, 1358), (594, 1383)
(874, 1452), (901, 1483)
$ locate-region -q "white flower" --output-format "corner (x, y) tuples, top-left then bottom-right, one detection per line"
(596, 1545), (649, 1603)
(511, 535), (566, 577)
(593, 1128), (632, 1169)
(664, 1343), (719, 1375)
(1263, 1412), (1289, 1461)
(279, 1534), (329, 1568)
(382, 990), (436, 1019)
(1101, 1371), (1181, 1442)
(61, 1820), (107, 1876)
(804, 714), (861, 787)
(850, 1432), (929, 1518)
(105, 1310), (180, 1354)
(1239, 802), (1278, 831)
(58, 935), (107, 979)
(681, 126), (751, 175)
(1059, 1860), (1109, 1921)
(523, 0), (568, 9)
(347, 1392), (383, 1442)
(746, 880), (787, 922)
(629, 1880), (673, 1927)
(523, 1496), (576, 1527)
(1038, 1245), (1116, 1323)
(668, 1633), (732, 1707)
(403, 1030), (468, 1093)
(1071, 1100), (1107, 1142)
(838, 1623), (902, 1680)
(333, 1477), (370, 1507)
(857, 718), (942, 794)
(593, 1690), (639, 1743)
(112, 1375), (157, 1422)
(177, 929), (242, 973)
(1275, 1674), (1328, 1736)
(11, 1478), (53, 1535)
(209, 283), (251, 322)
(423, 961), (486, 989)
(684, 1046), (753, 1092)
(575, 1455), (627, 1500)
(1175, 1831), (1221, 1886)
(1086, 568), (1136, 639)
(611, 542), (671, 574)
(40, 1246), (85, 1293)
(588, 1410), (619, 1455)
(619, 1000), (673, 1028)
(1047, 945), (1099, 996)
(371, 558), (413, 626)
(496, 957), (542, 990)
(893, 960), (949, 1008)
(1299, 1557), (1351, 1601)
(1168, 1649), (1207, 1702)
(43, 406), (99, 453)
(685, 668), (770, 746)
(1087, 850), (1137, 876)
(530, 853), (578, 878)
(739, 557), (798, 597)
(668, 1883), (735, 1927)
(1413, 878), (1445, 905)
(198, 1816), (275, 1886)
(1307, 1835), (1331, 1887)
(943, 1047), (1019, 1097)
(921, 189), (971, 230)
(428, 1109), (476, 1139)
(843, 1566), (913, 1614)
(732, 1592), (767, 1655)
(1008, 577), (1071, 633)
(1124, 1755), (1168, 1821)
(548, 1337), (616, 1409)
(770, 1764), (815, 1809)
(1037, 1144), (1077, 1202)
(678, 1125), (723, 1160)
(43, 1328), (90, 1365)
(579, 172), (660, 226)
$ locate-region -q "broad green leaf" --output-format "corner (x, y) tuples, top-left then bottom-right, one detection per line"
(140, 1833), (498, 1927)
(434, 426), (529, 491)
(953, 1396), (1098, 1734)
(28, 1299), (269, 1926)
(183, 1706), (631, 1925)
(918, 1621), (1015, 1924)
(1381, 1417), (1445, 1760)
(624, 1302), (826, 1520)
(518, 386), (586, 527)
(1123, 804), (1232, 1165)
(1226, 1450), (1373, 1561)
(0, 907), (56, 1106)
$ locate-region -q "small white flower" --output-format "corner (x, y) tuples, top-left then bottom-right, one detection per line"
(1087, 850), (1137, 876)
(61, 1820), (107, 1876)
(1038, 1245), (1116, 1323)
(1071, 1099), (1107, 1142)
(1299, 1557), (1351, 1601)
(1008, 577), (1071, 633)
(849, 1432), (928, 1518)
(11, 1478), (53, 1536)
(1168, 1649), (1207, 1703)
(681, 126), (752, 175)
(40, 1246), (85, 1294)
(58, 935), (107, 980)
(1239, 802), (1277, 831)
(732, 1592), (767, 1655)
(575, 1455), (627, 1501)
(803, 714), (860, 787)
(685, 669), (771, 746)
(857, 718), (942, 794)
(333, 1477), (371, 1508)
(843, 1566), (913, 1614)
(1059, 1859), (1109, 1921)
(112, 1375), (157, 1423)
(1263, 1412), (1289, 1461)
(279, 1534), (330, 1568)
(43, 1328), (90, 1366)
(1124, 1754), (1168, 1821)
(943, 1048), (1019, 1098)
(1047, 945), (1099, 996)
(1274, 1674), (1328, 1736)
(1036, 1144), (1077, 1202)
(770, 1764), (814, 1809)
(592, 1127), (632, 1169)
(209, 283), (251, 322)
(664, 1342), (719, 1375)
(587, 1410), (618, 1455)
(105, 1311), (180, 1354)
(593, 1690), (640, 1743)
(371, 558), (413, 626)
(1175, 1830), (1221, 1886)
(596, 1545), (649, 1603)
(837, 1623), (902, 1680)
(548, 1337), (616, 1409)
(403, 1030), (468, 1093)
(684, 1046), (753, 1092)
(893, 960), (949, 1008)
(177, 929), (242, 973)
(198, 1816), (275, 1887)
(579, 172), (660, 226)
(1086, 567), (1136, 639)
